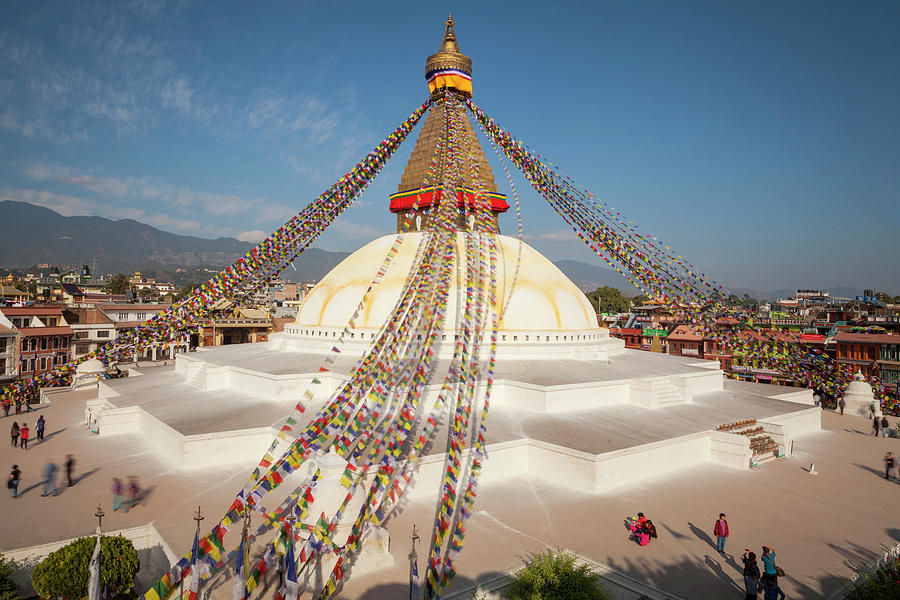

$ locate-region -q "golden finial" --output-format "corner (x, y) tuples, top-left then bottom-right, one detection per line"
(440, 14), (459, 53)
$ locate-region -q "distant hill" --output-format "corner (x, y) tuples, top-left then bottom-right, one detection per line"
(0, 200), (254, 273)
(0, 201), (868, 299)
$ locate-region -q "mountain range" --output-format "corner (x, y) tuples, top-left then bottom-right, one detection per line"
(0, 201), (867, 300)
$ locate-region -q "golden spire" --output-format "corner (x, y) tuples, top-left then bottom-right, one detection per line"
(439, 14), (459, 53)
(426, 15), (472, 98)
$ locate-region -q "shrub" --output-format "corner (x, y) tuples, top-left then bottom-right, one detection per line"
(0, 554), (19, 600)
(31, 535), (140, 600)
(844, 554), (900, 600)
(506, 548), (610, 600)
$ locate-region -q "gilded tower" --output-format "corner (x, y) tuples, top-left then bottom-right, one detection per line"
(389, 16), (508, 233)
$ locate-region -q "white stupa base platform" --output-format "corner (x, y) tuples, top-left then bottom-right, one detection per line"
(92, 342), (820, 488)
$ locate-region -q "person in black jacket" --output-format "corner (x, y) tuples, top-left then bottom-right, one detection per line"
(741, 550), (761, 599)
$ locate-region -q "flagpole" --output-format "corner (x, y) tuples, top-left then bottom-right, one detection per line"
(88, 504), (105, 600)
(409, 524), (420, 600)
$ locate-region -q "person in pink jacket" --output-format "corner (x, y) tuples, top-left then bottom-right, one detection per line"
(714, 513), (730, 554)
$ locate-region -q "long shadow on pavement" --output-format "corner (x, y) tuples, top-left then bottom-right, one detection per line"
(853, 463), (900, 484)
(40, 428), (66, 442)
(687, 521), (716, 550)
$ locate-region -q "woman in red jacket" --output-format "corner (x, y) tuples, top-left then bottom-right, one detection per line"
(714, 513), (729, 554)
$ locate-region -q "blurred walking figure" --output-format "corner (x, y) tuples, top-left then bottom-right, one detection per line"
(885, 452), (896, 480)
(65, 455), (75, 487)
(872, 415), (880, 436)
(7, 465), (20, 498)
(127, 476), (141, 508)
(112, 478), (127, 512)
(41, 459), (57, 497)
(881, 416), (890, 438)
(20, 423), (29, 450)
(838, 397), (845, 415)
(36, 415), (45, 441)
(10, 421), (19, 447)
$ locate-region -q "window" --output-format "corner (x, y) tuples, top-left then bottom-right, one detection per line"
(61, 338), (68, 348)
(52, 337), (59, 349)
(29, 358), (35, 372)
(97, 330), (109, 338)
(0, 358), (5, 373)
(40, 357), (46, 370)
(41, 338), (48, 351)
(118, 313), (128, 320)
(30, 339), (37, 351)
(44, 317), (58, 326)
(136, 313), (147, 320)
(20, 359), (27, 372)
(0, 338), (5, 353)
(75, 331), (89, 339)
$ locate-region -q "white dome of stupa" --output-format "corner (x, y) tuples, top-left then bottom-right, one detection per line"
(296, 232), (598, 331)
(279, 232), (623, 360)
(76, 358), (106, 374)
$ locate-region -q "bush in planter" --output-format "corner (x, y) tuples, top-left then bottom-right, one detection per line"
(506, 549), (610, 600)
(844, 554), (900, 600)
(0, 554), (19, 600)
(31, 535), (140, 600)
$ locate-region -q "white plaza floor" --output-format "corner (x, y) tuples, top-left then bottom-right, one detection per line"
(2, 342), (895, 599)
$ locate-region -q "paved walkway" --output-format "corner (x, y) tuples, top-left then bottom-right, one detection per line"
(1, 392), (896, 599)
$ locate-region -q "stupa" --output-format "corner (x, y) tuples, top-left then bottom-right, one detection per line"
(63, 16), (823, 599)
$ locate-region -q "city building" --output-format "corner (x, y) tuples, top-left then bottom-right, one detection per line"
(0, 311), (19, 384)
(835, 332), (900, 382)
(0, 306), (74, 379)
(666, 325), (704, 358)
(63, 307), (117, 359)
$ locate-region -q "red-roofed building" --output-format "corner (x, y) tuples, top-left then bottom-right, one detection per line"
(667, 325), (705, 358)
(835, 332), (900, 384)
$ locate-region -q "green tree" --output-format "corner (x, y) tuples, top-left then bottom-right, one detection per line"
(844, 555), (900, 599)
(507, 549), (611, 600)
(106, 273), (131, 295)
(632, 294), (649, 306)
(585, 286), (630, 314)
(874, 291), (891, 304)
(0, 554), (19, 600)
(31, 535), (140, 600)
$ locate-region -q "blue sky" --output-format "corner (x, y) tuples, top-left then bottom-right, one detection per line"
(1, 0), (898, 292)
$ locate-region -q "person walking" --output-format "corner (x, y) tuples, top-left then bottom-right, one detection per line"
(65, 455), (75, 487)
(10, 421), (19, 447)
(870, 401), (877, 419)
(20, 423), (29, 450)
(127, 476), (142, 508)
(873, 415), (880, 437)
(741, 550), (761, 599)
(838, 397), (845, 415)
(714, 513), (730, 554)
(7, 465), (20, 498)
(761, 574), (785, 600)
(3, 402), (9, 418)
(881, 415), (890, 438)
(41, 459), (57, 497)
(112, 478), (127, 512)
(36, 415), (45, 441)
(885, 452), (896, 480)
